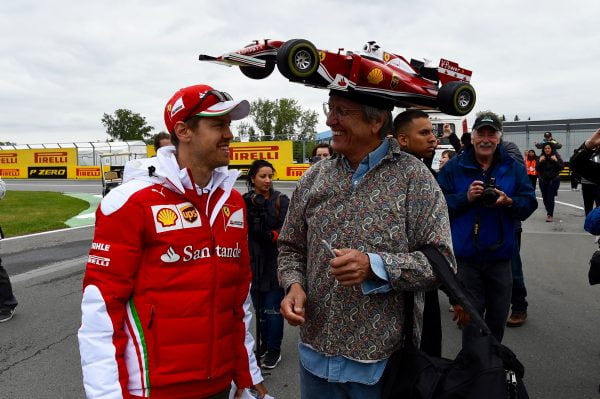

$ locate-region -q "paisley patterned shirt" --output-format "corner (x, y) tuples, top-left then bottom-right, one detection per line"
(278, 137), (456, 361)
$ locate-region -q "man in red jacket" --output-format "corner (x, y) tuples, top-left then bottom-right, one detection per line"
(78, 84), (259, 399)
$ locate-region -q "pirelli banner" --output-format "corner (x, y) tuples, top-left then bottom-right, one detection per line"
(0, 148), (98, 179)
(149, 140), (311, 181)
(0, 142), (310, 181)
(229, 141), (310, 181)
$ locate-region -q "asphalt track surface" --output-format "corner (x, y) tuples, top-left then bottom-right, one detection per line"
(1, 180), (599, 398)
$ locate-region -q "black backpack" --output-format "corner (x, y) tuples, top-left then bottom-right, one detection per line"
(381, 245), (528, 399)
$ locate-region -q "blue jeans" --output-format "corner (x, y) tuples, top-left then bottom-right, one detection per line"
(300, 363), (383, 399)
(510, 229), (528, 312)
(250, 288), (284, 352)
(539, 178), (560, 216)
(457, 259), (512, 346)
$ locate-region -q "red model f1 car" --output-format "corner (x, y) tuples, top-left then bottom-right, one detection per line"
(199, 39), (476, 116)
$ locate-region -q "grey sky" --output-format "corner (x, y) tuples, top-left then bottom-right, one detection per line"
(1, 0), (599, 145)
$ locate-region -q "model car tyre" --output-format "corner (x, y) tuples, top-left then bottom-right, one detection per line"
(240, 56), (275, 80)
(276, 39), (320, 81)
(438, 81), (476, 116)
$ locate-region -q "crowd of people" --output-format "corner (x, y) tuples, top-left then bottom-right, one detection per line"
(1, 79), (596, 398)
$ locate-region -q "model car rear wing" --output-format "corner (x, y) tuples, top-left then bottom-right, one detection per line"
(438, 59), (472, 84)
(198, 53), (267, 68)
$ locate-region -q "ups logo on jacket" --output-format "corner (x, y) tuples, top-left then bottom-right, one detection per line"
(151, 202), (202, 233)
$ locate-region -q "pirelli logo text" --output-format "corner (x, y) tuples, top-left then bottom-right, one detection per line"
(0, 169), (19, 177)
(230, 145), (279, 161)
(88, 254), (111, 267)
(286, 165), (309, 177)
(0, 153), (18, 164)
(76, 168), (101, 177)
(34, 151), (68, 164)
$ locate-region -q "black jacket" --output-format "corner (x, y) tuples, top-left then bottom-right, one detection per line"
(243, 189), (289, 292)
(570, 143), (600, 185)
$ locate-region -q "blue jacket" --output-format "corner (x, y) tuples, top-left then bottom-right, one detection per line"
(437, 145), (538, 261)
(585, 207), (600, 235)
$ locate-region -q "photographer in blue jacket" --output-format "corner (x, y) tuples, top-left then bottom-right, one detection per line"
(437, 111), (537, 346)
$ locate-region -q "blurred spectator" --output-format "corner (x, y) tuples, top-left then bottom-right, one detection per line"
(439, 149), (456, 169)
(535, 131), (562, 151)
(310, 143), (333, 164)
(525, 149), (538, 190)
(570, 128), (600, 215)
(569, 149), (581, 191)
(536, 144), (563, 222)
(243, 160), (290, 370)
(153, 131), (172, 152)
(0, 177), (18, 323)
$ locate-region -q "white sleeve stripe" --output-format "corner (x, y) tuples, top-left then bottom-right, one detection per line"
(78, 285), (124, 399)
(242, 285), (264, 384)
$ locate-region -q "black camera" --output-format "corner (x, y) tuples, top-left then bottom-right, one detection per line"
(245, 194), (266, 235)
(481, 177), (500, 206)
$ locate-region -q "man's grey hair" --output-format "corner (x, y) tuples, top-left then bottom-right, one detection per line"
(361, 104), (393, 139)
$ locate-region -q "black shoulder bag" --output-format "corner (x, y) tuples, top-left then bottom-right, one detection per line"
(381, 245), (528, 399)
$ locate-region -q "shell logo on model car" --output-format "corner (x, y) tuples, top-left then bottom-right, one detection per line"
(367, 68), (384, 84)
(199, 39), (476, 116)
(157, 208), (178, 227)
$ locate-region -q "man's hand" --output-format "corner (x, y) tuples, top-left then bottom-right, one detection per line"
(585, 128), (600, 149)
(467, 180), (485, 202)
(329, 248), (375, 286)
(254, 383), (268, 398)
(442, 123), (453, 138)
(490, 189), (513, 208)
(280, 283), (306, 326)
(452, 304), (471, 327)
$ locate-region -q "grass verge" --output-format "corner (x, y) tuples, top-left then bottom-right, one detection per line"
(0, 191), (89, 238)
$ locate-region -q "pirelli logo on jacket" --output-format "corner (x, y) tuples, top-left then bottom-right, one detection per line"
(151, 202), (201, 233)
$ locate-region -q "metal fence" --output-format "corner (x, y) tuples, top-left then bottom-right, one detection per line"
(501, 118), (600, 160)
(0, 141), (149, 166)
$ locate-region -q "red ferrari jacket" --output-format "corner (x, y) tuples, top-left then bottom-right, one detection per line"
(78, 148), (253, 399)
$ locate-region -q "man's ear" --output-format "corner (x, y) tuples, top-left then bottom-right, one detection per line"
(173, 121), (191, 143)
(396, 132), (408, 149)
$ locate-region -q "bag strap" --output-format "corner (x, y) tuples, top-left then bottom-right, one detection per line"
(402, 292), (416, 348)
(419, 245), (492, 336)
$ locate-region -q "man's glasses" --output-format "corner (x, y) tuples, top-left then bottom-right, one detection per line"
(322, 102), (362, 118)
(186, 90), (233, 120)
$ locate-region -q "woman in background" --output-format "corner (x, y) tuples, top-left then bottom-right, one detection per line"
(536, 144), (563, 222)
(525, 149), (538, 190)
(243, 160), (289, 370)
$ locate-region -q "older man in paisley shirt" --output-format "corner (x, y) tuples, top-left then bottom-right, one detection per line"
(278, 91), (456, 399)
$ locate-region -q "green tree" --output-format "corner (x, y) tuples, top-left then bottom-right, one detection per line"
(250, 98), (318, 141)
(234, 121), (258, 142)
(101, 109), (154, 141)
(513, 115), (520, 122)
(501, 114), (506, 122)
